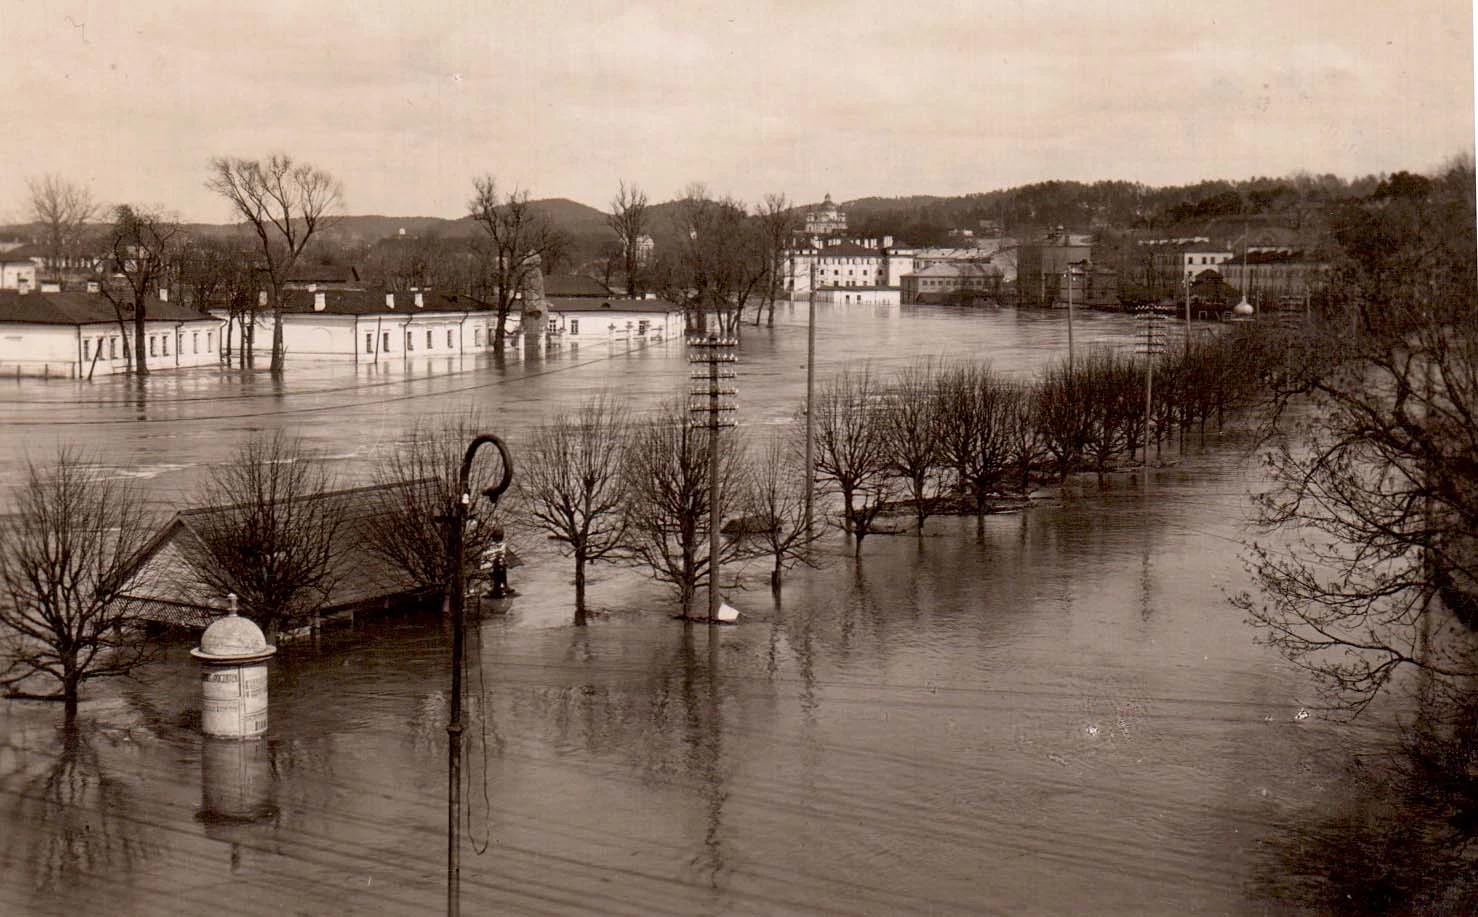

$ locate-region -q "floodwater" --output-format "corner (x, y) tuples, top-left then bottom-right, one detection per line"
(0, 303), (1422, 913)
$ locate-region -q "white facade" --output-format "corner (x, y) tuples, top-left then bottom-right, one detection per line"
(544, 301), (683, 343)
(784, 243), (890, 296)
(814, 287), (901, 306)
(0, 319), (222, 378)
(1182, 249), (1233, 280)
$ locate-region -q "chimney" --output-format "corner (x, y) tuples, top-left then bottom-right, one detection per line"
(86, 280), (100, 294)
(385, 292), (395, 309)
(313, 291), (326, 312)
(18, 277), (30, 295)
(159, 287), (169, 302)
(414, 292), (424, 309)
(258, 290), (268, 307)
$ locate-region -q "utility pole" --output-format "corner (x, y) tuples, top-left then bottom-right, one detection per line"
(1065, 261), (1076, 375)
(688, 333), (736, 623)
(1135, 305), (1166, 488)
(804, 257), (817, 536)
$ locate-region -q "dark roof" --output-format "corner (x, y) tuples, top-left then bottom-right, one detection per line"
(277, 288), (493, 316)
(2, 243), (47, 260)
(544, 297), (681, 314)
(541, 274), (614, 297)
(1233, 249), (1325, 265)
(123, 482), (435, 619)
(0, 249), (37, 264)
(0, 290), (214, 325)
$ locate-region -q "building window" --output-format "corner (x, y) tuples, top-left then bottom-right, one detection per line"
(474, 328), (482, 346)
(82, 339), (90, 360)
(149, 336), (157, 357)
(638, 320), (649, 334)
(570, 319), (579, 334)
(406, 331), (414, 351)
(365, 332), (374, 354)
(383, 331), (391, 352)
(163, 335), (170, 356)
(110, 337), (118, 359)
(446, 329), (453, 348)
(206, 332), (214, 352)
(427, 329), (434, 349)
(192, 332), (199, 354)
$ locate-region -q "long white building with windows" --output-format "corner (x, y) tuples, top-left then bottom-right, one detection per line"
(0, 288), (221, 378)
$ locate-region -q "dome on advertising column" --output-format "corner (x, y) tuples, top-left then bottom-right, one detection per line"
(191, 595), (276, 663)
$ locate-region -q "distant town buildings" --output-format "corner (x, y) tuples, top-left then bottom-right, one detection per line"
(0, 288), (220, 378)
(1016, 228), (1094, 306)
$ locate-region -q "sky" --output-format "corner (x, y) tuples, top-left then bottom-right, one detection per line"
(3, 0), (1474, 222)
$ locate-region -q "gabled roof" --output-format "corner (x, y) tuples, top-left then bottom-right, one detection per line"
(545, 297), (681, 314)
(541, 274), (614, 297)
(0, 290), (215, 325)
(2, 243), (47, 261)
(277, 288), (493, 316)
(121, 482), (437, 621)
(285, 263), (360, 284)
(908, 262), (1003, 279)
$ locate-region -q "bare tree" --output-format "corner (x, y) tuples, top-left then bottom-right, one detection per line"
(660, 184), (769, 335)
(190, 432), (345, 641)
(813, 367), (896, 552)
(174, 234), (258, 367)
(607, 180), (649, 297)
(624, 401), (747, 618)
(206, 154), (343, 373)
(101, 204), (180, 377)
(27, 174), (97, 281)
(755, 192), (800, 326)
(881, 359), (945, 534)
(364, 413), (508, 601)
(0, 449), (158, 720)
(1234, 161), (1478, 711)
(742, 431), (819, 591)
(935, 363), (1018, 532)
(517, 396), (632, 621)
(468, 177), (569, 349)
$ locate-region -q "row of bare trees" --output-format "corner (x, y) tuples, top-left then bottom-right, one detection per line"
(809, 328), (1267, 550)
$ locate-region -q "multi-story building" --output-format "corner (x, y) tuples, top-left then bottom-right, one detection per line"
(783, 241), (890, 295)
(1016, 228), (1093, 306)
(900, 262), (1004, 305)
(1219, 249), (1328, 308)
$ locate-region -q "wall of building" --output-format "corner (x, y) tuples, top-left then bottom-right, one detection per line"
(1, 262), (38, 291)
(0, 319), (221, 378)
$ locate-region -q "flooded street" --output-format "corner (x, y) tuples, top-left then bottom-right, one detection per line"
(0, 304), (1402, 913)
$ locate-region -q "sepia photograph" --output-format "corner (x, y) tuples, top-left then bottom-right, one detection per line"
(0, 1), (1475, 913)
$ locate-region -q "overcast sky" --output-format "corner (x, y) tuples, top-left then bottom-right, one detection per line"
(4, 0), (1474, 222)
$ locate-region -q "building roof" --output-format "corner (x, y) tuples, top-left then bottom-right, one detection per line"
(2, 243), (47, 261)
(0, 290), (214, 325)
(276, 288), (493, 316)
(120, 482), (441, 623)
(907, 262), (1003, 279)
(284, 263), (360, 284)
(541, 274), (614, 297)
(544, 297), (681, 314)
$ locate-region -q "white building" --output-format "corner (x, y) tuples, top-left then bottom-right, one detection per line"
(219, 289), (508, 364)
(543, 296), (684, 343)
(804, 194), (847, 235)
(0, 289), (222, 378)
(784, 241), (892, 296)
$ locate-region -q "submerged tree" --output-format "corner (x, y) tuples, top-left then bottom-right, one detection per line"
(0, 449), (158, 719)
(812, 367), (897, 552)
(742, 431), (820, 591)
(206, 154), (343, 373)
(468, 177), (569, 349)
(102, 204), (180, 376)
(191, 432), (346, 640)
(1235, 159), (1478, 711)
(365, 413), (508, 602)
(607, 180), (650, 297)
(517, 396), (632, 621)
(624, 401), (747, 617)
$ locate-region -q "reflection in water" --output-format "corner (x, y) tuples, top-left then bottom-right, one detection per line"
(0, 723), (157, 896)
(197, 737), (280, 872)
(1253, 691), (1478, 913)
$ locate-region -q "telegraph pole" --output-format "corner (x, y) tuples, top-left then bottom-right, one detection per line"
(804, 257), (817, 536)
(688, 333), (737, 623)
(1135, 305), (1166, 488)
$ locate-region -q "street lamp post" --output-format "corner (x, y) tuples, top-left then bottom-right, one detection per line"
(446, 434), (513, 917)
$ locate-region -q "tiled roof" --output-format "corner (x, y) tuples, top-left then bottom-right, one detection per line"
(277, 289), (493, 316)
(908, 262), (1003, 278)
(0, 290), (214, 325)
(541, 274), (613, 297)
(544, 297), (681, 314)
